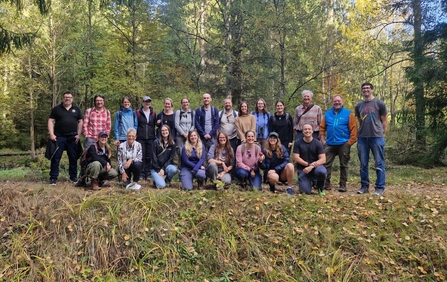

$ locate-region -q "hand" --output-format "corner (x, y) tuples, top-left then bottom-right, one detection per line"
(183, 133), (188, 139)
(122, 172), (128, 182)
(217, 172), (224, 179)
(200, 166), (205, 170)
(259, 155), (265, 162)
(106, 163), (111, 172)
(158, 169), (165, 176)
(250, 170), (255, 178)
(114, 140), (120, 146)
(222, 162), (228, 172)
(288, 142), (293, 148)
(50, 134), (57, 142)
(75, 135), (80, 144)
(320, 139), (326, 146)
(205, 134), (211, 140)
(303, 166), (313, 174)
(124, 160), (132, 169)
(157, 119), (161, 124)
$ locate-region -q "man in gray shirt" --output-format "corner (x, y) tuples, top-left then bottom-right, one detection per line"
(195, 93), (220, 151)
(355, 82), (388, 196)
(218, 98), (238, 154)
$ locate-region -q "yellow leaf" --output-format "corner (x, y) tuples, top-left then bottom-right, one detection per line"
(418, 266), (427, 274)
(124, 235), (131, 241)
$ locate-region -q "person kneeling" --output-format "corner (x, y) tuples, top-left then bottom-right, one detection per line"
(259, 132), (294, 194)
(117, 128), (143, 190)
(180, 131), (206, 191)
(151, 125), (178, 188)
(235, 130), (262, 191)
(206, 131), (234, 190)
(85, 132), (118, 190)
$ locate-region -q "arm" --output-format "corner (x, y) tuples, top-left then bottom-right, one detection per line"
(287, 114), (294, 146)
(274, 146), (290, 172)
(117, 144), (125, 174)
(163, 144), (176, 171)
(250, 115), (256, 139)
(89, 144), (108, 167)
(381, 114), (388, 135)
(114, 112), (120, 142)
(76, 119), (83, 144)
(235, 118), (244, 141)
(348, 113), (358, 146)
(192, 145), (206, 172)
(319, 115), (327, 145)
(207, 144), (218, 163)
(151, 141), (161, 172)
(133, 111), (138, 129)
(174, 111), (184, 136)
(83, 109), (90, 137)
(48, 118), (56, 141)
(236, 145), (250, 171)
(106, 110), (112, 136)
(210, 107), (220, 137)
(194, 108), (206, 138)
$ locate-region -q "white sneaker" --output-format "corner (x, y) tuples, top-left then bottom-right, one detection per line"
(133, 183), (141, 190)
(126, 182), (141, 191)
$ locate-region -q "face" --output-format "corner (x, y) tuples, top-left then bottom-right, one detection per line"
(361, 84), (373, 98)
(202, 94), (211, 105)
(246, 131), (255, 144)
(302, 93), (312, 104)
(224, 99), (232, 110)
(164, 99), (172, 110)
(161, 127), (170, 138)
(302, 124), (313, 137)
(332, 96), (343, 110)
(240, 103), (248, 114)
(257, 100), (265, 110)
(99, 135), (108, 144)
(181, 99), (190, 109)
(268, 135), (278, 145)
(122, 98), (131, 109)
(95, 97), (105, 108)
(218, 134), (227, 145)
(127, 132), (136, 144)
(276, 102), (284, 113)
(63, 94), (73, 106)
(144, 100), (151, 107)
(189, 132), (198, 144)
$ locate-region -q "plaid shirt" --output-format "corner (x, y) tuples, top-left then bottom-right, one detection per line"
(83, 107), (111, 139)
(293, 104), (322, 132)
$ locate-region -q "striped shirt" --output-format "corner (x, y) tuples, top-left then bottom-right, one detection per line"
(83, 107), (111, 139)
(293, 104), (323, 132)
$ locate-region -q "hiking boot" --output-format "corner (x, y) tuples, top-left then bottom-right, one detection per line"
(338, 186), (347, 192)
(75, 179), (86, 187)
(357, 186), (369, 194)
(269, 183), (276, 193)
(99, 181), (111, 188)
(91, 179), (100, 191)
(373, 188), (384, 196)
(69, 177), (78, 183)
(49, 178), (57, 185)
(286, 187), (294, 195)
(165, 180), (171, 188)
(197, 180), (204, 189)
(324, 182), (331, 190)
(317, 187), (325, 196)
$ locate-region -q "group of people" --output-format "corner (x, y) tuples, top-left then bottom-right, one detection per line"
(48, 82), (387, 195)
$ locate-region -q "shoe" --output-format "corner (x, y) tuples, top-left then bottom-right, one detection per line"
(126, 182), (141, 191)
(69, 177), (78, 183)
(357, 186), (369, 194)
(146, 175), (152, 181)
(374, 188), (384, 196)
(338, 186), (347, 192)
(269, 183), (276, 193)
(99, 181), (111, 188)
(197, 180), (204, 188)
(317, 187), (325, 196)
(165, 181), (171, 188)
(286, 187), (294, 195)
(49, 178), (57, 185)
(241, 180), (247, 190)
(75, 179), (86, 187)
(324, 181), (331, 190)
(91, 179), (100, 191)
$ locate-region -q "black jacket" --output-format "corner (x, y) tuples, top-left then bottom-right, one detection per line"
(151, 138), (176, 172)
(137, 107), (157, 140)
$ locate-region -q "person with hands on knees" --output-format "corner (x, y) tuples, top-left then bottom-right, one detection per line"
(151, 125), (178, 188)
(259, 132), (295, 194)
(117, 128), (143, 190)
(206, 131), (234, 190)
(180, 130), (206, 191)
(293, 124), (327, 195)
(235, 130), (263, 190)
(84, 131), (118, 190)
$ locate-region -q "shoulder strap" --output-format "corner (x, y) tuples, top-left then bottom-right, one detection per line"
(219, 110), (224, 119)
(233, 110), (237, 117)
(241, 143), (246, 156)
(296, 104), (314, 124)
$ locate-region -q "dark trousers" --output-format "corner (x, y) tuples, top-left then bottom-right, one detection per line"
(324, 142), (351, 187)
(50, 136), (78, 179)
(138, 139), (154, 177)
(124, 161), (143, 183)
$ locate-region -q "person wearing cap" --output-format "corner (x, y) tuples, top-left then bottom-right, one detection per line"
(195, 93), (220, 151)
(84, 131), (118, 190)
(259, 132), (295, 194)
(136, 96), (157, 180)
(47, 91), (83, 185)
(83, 94), (111, 151)
(117, 128), (143, 190)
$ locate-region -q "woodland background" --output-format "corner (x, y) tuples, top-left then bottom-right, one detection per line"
(1, 0), (447, 166)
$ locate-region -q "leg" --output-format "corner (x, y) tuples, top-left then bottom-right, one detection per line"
(370, 137), (386, 190)
(66, 137), (79, 180)
(151, 169), (167, 189)
(298, 170), (312, 194)
(129, 161), (143, 183)
(267, 170), (279, 185)
(98, 167), (118, 181)
(49, 136), (67, 180)
(85, 161), (103, 180)
(338, 142), (351, 189)
(165, 164), (178, 182)
(357, 138), (370, 189)
(250, 170), (262, 190)
(220, 173), (232, 185)
(313, 165), (327, 189)
(206, 162), (219, 180)
(180, 167), (194, 190)
(323, 144), (338, 189)
(279, 163), (295, 187)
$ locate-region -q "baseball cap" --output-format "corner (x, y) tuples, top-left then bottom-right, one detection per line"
(143, 96), (152, 102)
(269, 132), (279, 138)
(98, 132), (109, 137)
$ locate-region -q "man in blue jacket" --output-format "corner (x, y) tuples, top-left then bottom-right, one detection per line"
(319, 95), (357, 192)
(195, 93), (220, 151)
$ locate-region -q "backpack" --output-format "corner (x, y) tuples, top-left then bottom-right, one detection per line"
(179, 110), (194, 121)
(219, 109), (237, 120)
(240, 143), (259, 157)
(271, 113), (292, 127)
(80, 143), (98, 170)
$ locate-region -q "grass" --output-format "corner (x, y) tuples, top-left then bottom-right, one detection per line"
(1, 166), (447, 281)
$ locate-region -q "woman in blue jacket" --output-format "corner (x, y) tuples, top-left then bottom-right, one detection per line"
(180, 130), (206, 190)
(259, 132), (295, 195)
(113, 96), (138, 146)
(251, 98), (270, 150)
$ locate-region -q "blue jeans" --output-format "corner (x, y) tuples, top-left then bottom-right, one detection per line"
(50, 136), (78, 180)
(151, 165), (178, 188)
(298, 166), (327, 194)
(180, 167), (206, 190)
(357, 137), (386, 189)
(236, 168), (262, 190)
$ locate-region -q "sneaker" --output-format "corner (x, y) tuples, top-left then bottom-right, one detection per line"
(317, 187), (326, 196)
(374, 188), (384, 196)
(269, 183), (276, 193)
(69, 177), (78, 183)
(338, 186), (347, 192)
(126, 182), (141, 191)
(286, 187), (294, 195)
(49, 178), (57, 185)
(357, 186), (369, 194)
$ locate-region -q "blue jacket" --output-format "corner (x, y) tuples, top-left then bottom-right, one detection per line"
(258, 144), (290, 173)
(251, 111), (271, 139)
(195, 106), (220, 139)
(323, 106), (352, 146)
(181, 144), (206, 173)
(114, 107), (138, 141)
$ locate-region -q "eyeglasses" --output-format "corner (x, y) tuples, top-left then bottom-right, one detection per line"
(247, 149), (251, 158)
(226, 116), (230, 122)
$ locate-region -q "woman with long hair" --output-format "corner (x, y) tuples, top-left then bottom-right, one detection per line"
(156, 98), (175, 137)
(235, 130), (263, 190)
(259, 132), (295, 194)
(206, 131), (234, 189)
(235, 101), (256, 144)
(117, 128), (143, 190)
(113, 96), (138, 146)
(180, 130), (206, 190)
(150, 124), (178, 188)
(251, 98), (270, 150)
(84, 132), (118, 190)
(269, 100), (294, 151)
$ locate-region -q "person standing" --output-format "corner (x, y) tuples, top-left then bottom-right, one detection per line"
(293, 124), (327, 195)
(235, 101), (256, 144)
(83, 94), (111, 151)
(136, 96), (157, 180)
(218, 98), (238, 154)
(113, 96), (138, 146)
(174, 98), (195, 154)
(251, 98), (270, 150)
(355, 82), (388, 196)
(269, 100), (294, 151)
(156, 98), (175, 137)
(195, 93), (219, 151)
(47, 91), (83, 185)
(319, 95), (358, 192)
(293, 90), (322, 140)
